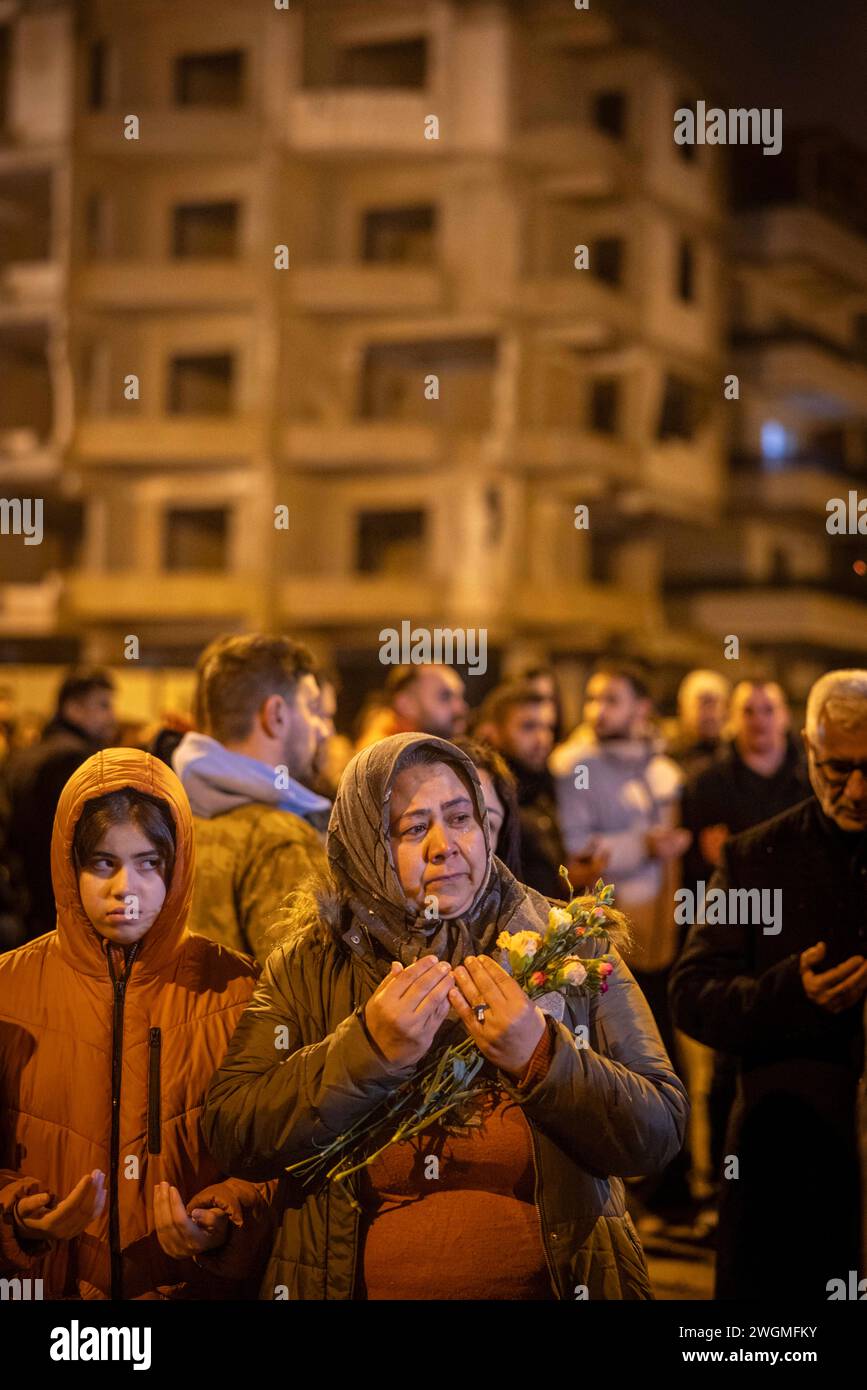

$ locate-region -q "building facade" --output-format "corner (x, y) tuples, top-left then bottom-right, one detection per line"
(2, 0), (792, 723)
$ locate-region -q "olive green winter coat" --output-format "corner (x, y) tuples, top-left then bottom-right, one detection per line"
(203, 879), (688, 1300)
(186, 803), (326, 965)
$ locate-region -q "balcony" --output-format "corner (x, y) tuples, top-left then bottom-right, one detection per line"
(688, 587), (867, 650)
(78, 110), (261, 159)
(513, 428), (637, 481)
(284, 420), (439, 467)
(0, 577), (62, 634)
(64, 571), (260, 621)
(74, 416), (261, 464)
(511, 123), (633, 194)
(504, 275), (634, 336)
(0, 433), (60, 477)
(275, 575), (650, 635)
(288, 264), (446, 315)
(738, 333), (867, 417)
(508, 580), (658, 635)
(279, 575), (444, 625)
(74, 260), (259, 310)
(730, 457), (855, 513)
(0, 261), (62, 311)
(288, 90), (435, 153)
(734, 206), (867, 293)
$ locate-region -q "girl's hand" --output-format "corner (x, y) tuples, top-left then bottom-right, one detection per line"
(153, 1182), (229, 1259)
(449, 955), (546, 1078)
(14, 1169), (106, 1240)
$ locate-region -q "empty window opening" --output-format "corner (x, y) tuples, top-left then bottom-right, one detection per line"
(589, 377), (620, 434)
(361, 205), (436, 263)
(356, 508), (426, 574)
(677, 239), (696, 302)
(172, 202), (240, 258)
(88, 39), (111, 110)
(163, 508), (228, 571)
(592, 237), (624, 286)
(168, 354), (234, 414)
(657, 374), (707, 441)
(360, 337), (497, 427)
(336, 38), (427, 88)
(175, 50), (245, 106)
(593, 91), (626, 140)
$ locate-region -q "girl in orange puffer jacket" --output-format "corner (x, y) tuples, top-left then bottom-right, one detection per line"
(0, 747), (274, 1299)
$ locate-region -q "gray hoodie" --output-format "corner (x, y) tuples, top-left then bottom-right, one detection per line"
(549, 730), (684, 971)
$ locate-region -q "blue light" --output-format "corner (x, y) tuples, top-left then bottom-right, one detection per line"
(761, 421), (790, 463)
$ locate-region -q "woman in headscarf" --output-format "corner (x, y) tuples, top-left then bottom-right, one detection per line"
(0, 748), (274, 1298)
(203, 733), (688, 1300)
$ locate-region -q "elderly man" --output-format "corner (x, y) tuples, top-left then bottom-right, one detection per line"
(670, 669), (867, 1299)
(679, 679), (810, 1187)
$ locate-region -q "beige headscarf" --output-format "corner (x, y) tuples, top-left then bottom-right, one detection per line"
(327, 733), (526, 967)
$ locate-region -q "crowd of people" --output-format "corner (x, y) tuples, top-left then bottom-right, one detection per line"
(0, 637), (865, 1301)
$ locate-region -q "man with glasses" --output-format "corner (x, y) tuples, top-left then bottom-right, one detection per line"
(679, 680), (810, 1204)
(670, 670), (867, 1300)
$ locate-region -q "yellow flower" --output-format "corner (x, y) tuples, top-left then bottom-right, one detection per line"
(497, 929), (542, 964)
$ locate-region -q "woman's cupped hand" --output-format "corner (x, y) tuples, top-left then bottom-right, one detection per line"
(449, 955), (547, 1079)
(363, 952), (546, 1079)
(363, 956), (456, 1067)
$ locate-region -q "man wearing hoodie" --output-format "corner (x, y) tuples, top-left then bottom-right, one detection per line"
(550, 661), (693, 1224)
(172, 634), (331, 965)
(550, 661), (690, 978)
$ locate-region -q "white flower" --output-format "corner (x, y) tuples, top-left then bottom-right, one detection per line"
(546, 908), (572, 936)
(559, 957), (587, 987)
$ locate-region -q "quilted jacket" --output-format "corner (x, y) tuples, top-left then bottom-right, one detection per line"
(203, 880), (689, 1300)
(0, 748), (274, 1299)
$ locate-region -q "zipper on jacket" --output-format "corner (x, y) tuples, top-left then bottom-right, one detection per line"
(147, 1028), (162, 1155)
(106, 941), (140, 1301)
(527, 1122), (563, 1300)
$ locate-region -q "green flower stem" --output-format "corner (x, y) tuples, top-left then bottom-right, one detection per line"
(286, 1035), (483, 1183)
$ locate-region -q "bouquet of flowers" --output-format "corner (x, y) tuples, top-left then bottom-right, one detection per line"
(284, 872), (617, 1205)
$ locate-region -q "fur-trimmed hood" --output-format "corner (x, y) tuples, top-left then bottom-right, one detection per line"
(267, 863), (632, 966)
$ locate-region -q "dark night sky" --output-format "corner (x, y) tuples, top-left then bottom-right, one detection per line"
(614, 0), (867, 148)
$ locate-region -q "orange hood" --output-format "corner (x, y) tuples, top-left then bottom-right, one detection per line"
(50, 747), (195, 978)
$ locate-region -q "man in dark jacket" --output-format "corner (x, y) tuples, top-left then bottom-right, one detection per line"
(681, 680), (809, 895)
(679, 680), (810, 1177)
(473, 683), (571, 898)
(1, 668), (116, 943)
(670, 669), (867, 1299)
